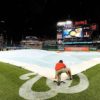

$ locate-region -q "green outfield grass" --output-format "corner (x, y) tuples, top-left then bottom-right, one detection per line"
(0, 62), (100, 100)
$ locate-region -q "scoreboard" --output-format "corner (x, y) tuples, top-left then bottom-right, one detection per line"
(57, 20), (97, 43)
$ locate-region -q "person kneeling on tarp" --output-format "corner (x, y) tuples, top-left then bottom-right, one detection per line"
(55, 60), (72, 85)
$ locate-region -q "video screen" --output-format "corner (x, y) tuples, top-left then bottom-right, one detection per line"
(63, 28), (83, 38)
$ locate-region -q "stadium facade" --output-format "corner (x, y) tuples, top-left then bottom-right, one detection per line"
(56, 20), (100, 51)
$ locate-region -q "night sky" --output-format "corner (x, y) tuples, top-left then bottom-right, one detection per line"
(0, 0), (100, 41)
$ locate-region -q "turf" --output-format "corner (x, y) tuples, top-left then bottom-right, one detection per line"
(0, 62), (29, 100)
(0, 62), (100, 100)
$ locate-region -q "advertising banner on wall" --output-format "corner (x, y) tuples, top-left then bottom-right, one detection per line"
(64, 47), (89, 51)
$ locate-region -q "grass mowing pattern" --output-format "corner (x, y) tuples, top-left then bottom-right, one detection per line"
(0, 62), (30, 100)
(0, 61), (100, 100)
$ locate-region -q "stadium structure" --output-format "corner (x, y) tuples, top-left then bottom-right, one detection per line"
(56, 20), (100, 51)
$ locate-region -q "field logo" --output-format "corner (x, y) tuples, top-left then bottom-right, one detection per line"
(19, 73), (89, 100)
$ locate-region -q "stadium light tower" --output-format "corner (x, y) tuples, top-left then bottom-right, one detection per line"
(65, 20), (72, 25)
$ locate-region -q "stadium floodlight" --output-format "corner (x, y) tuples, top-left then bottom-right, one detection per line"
(65, 20), (72, 25)
(57, 22), (65, 26)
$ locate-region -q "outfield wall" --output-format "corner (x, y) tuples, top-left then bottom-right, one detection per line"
(42, 45), (98, 51)
(64, 47), (89, 51)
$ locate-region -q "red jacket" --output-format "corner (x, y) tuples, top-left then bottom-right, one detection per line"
(55, 62), (66, 71)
